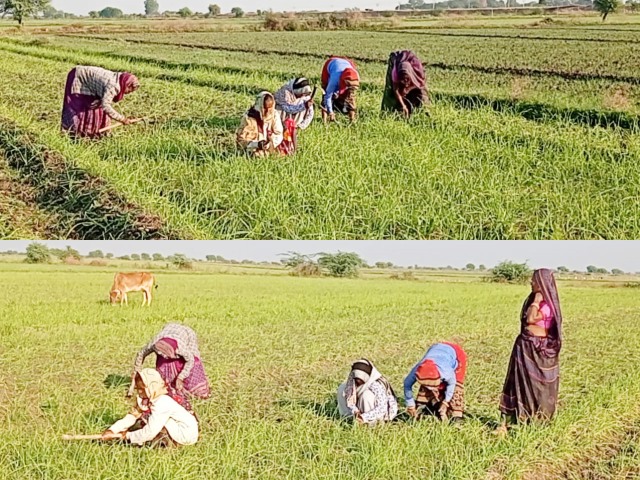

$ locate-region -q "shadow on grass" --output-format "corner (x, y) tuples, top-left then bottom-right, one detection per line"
(84, 408), (120, 429)
(277, 396), (343, 421)
(104, 374), (131, 390)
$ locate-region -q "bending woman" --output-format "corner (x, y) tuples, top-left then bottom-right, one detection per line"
(103, 368), (198, 447)
(404, 342), (467, 422)
(274, 77), (315, 130)
(61, 65), (140, 138)
(381, 50), (428, 118)
(130, 323), (210, 399)
(236, 91), (284, 157)
(496, 268), (563, 434)
(337, 358), (398, 424)
(320, 56), (360, 123)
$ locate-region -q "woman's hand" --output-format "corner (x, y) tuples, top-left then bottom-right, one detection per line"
(101, 430), (125, 441)
(176, 377), (185, 393)
(533, 292), (544, 304)
(406, 406), (417, 418)
(438, 401), (449, 420)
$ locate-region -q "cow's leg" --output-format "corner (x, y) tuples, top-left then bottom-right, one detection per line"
(145, 288), (152, 307)
(141, 289), (147, 307)
(123, 292), (128, 306)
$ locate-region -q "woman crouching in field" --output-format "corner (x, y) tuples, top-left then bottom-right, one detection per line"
(131, 323), (211, 399)
(61, 65), (140, 138)
(274, 77), (315, 131)
(237, 91), (294, 157)
(381, 50), (428, 119)
(495, 268), (563, 435)
(404, 342), (467, 422)
(337, 359), (398, 425)
(102, 369), (198, 447)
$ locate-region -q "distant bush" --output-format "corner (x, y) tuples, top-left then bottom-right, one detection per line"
(318, 252), (363, 278)
(290, 262), (322, 277)
(89, 260), (108, 267)
(490, 261), (531, 283)
(390, 271), (417, 281)
(263, 12), (370, 31)
(25, 242), (50, 264)
(172, 254), (193, 270)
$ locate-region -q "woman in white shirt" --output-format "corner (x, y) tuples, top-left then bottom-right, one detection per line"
(102, 368), (198, 446)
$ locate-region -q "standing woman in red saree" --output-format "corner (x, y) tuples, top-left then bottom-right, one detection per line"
(496, 268), (563, 435)
(381, 50), (428, 119)
(61, 65), (140, 139)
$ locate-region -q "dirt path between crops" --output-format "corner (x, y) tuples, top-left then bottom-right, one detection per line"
(0, 118), (182, 240)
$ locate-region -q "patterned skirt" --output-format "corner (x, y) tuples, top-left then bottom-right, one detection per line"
(156, 356), (211, 400)
(60, 68), (110, 138)
(499, 334), (560, 421)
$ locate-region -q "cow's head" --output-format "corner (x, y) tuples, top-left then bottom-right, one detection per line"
(109, 289), (121, 305)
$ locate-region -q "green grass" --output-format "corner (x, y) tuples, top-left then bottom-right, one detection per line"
(1, 18), (640, 238)
(1, 264), (640, 479)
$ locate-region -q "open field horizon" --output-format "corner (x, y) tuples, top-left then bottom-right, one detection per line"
(1, 13), (640, 239)
(1, 265), (639, 479)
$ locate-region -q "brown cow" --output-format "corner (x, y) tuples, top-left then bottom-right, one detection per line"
(109, 272), (156, 306)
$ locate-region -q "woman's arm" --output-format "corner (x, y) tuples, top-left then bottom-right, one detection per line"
(107, 413), (138, 435)
(394, 87), (408, 114)
(360, 382), (390, 423)
(101, 84), (126, 122)
(126, 399), (172, 445)
(526, 293), (545, 325)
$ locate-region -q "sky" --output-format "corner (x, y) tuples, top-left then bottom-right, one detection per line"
(1, 241), (639, 271)
(53, 0), (401, 15)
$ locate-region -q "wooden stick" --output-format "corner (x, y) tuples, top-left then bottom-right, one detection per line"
(62, 434), (104, 441)
(98, 118), (145, 134)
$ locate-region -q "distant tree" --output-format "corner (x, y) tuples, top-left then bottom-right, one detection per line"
(60, 246), (81, 261)
(99, 6), (124, 18)
(478, 264), (486, 271)
(318, 252), (363, 278)
(557, 266), (569, 273)
(231, 6), (244, 17)
(466, 263), (475, 271)
(141, 253), (151, 261)
(206, 255), (217, 262)
(611, 268), (624, 275)
(118, 255), (131, 260)
(594, 0), (620, 21)
(375, 261), (388, 269)
(25, 242), (50, 264)
(130, 254), (141, 261)
(280, 251), (316, 268)
(106, 253), (114, 259)
(596, 267), (609, 274)
(88, 250), (104, 258)
(42, 5), (65, 18)
(172, 253), (192, 270)
(144, 0), (159, 15)
(586, 265), (598, 273)
(207, 3), (220, 16)
(178, 6), (192, 17)
(88, 10), (98, 17)
(152, 253), (164, 261)
(256, 8), (262, 15)
(1, 0), (51, 25)
(491, 261), (531, 283)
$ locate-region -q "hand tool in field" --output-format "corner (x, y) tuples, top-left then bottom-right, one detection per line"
(98, 117), (147, 134)
(61, 434), (105, 441)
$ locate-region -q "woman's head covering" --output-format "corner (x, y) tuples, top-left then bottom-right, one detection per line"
(416, 359), (441, 388)
(115, 72), (140, 103)
(341, 68), (360, 91)
(248, 91), (275, 129)
(154, 337), (178, 359)
(522, 268), (563, 355)
(391, 50), (426, 97)
(292, 77), (312, 96)
(136, 368), (168, 403)
(344, 358), (394, 410)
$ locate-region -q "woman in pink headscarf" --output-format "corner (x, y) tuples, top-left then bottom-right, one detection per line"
(130, 323), (210, 400)
(61, 65), (140, 138)
(495, 268), (563, 435)
(381, 50), (428, 119)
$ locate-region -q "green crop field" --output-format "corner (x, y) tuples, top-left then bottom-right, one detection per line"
(1, 263), (639, 479)
(1, 14), (640, 239)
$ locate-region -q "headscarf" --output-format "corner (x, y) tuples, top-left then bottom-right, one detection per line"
(416, 359), (441, 388)
(292, 77), (312, 96)
(136, 368), (168, 404)
(391, 50), (426, 97)
(344, 358), (395, 410)
(521, 268), (563, 356)
(247, 91), (275, 131)
(340, 68), (360, 93)
(154, 337), (178, 359)
(114, 72), (139, 103)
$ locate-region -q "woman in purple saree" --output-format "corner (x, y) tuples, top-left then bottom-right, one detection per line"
(61, 66), (140, 139)
(381, 50), (429, 118)
(496, 268), (563, 434)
